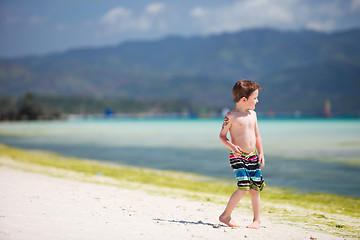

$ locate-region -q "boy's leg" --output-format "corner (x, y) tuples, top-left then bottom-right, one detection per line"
(219, 189), (247, 227)
(247, 188), (261, 229)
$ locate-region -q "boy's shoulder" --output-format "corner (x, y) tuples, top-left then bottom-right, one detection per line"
(225, 110), (236, 120)
(226, 109), (257, 119)
(249, 110), (257, 117)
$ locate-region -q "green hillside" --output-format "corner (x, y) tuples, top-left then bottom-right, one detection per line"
(1, 28), (359, 116)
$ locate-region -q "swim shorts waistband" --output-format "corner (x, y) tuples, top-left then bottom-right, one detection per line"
(230, 150), (257, 156)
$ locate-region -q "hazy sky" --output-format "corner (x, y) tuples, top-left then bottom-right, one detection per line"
(1, 0), (360, 57)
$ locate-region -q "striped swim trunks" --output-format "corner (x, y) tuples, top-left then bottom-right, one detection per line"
(229, 151), (265, 191)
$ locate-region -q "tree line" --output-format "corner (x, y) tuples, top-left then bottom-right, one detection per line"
(0, 93), (221, 121)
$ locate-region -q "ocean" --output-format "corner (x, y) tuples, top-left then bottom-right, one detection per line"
(0, 118), (359, 197)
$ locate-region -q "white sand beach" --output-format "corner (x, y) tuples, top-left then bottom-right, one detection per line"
(0, 165), (345, 240)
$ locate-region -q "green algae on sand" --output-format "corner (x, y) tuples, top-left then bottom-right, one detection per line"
(0, 144), (359, 238)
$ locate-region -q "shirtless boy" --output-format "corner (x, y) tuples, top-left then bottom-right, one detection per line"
(219, 80), (265, 229)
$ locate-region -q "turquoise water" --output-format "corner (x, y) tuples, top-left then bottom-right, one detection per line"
(0, 118), (359, 197)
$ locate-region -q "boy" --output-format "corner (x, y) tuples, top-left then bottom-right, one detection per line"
(219, 80), (265, 229)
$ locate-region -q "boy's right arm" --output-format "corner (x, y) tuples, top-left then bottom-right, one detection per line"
(219, 112), (242, 156)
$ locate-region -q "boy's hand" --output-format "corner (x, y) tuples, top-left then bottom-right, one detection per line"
(258, 154), (265, 168)
(231, 145), (242, 157)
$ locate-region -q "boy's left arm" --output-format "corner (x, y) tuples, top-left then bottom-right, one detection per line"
(254, 114), (265, 168)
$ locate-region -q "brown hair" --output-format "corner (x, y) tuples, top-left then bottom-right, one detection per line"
(232, 80), (262, 103)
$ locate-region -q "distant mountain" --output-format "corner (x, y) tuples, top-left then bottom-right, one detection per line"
(1, 28), (359, 115)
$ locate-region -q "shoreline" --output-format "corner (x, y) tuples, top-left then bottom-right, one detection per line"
(1, 118), (359, 199)
(0, 140), (359, 197)
(0, 144), (359, 239)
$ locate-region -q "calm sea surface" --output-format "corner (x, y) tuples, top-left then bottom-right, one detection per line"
(0, 118), (359, 197)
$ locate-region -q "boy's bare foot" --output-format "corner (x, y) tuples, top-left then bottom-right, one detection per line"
(219, 215), (240, 228)
(246, 221), (261, 229)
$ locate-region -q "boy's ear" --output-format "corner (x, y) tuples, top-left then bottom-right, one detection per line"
(241, 97), (247, 102)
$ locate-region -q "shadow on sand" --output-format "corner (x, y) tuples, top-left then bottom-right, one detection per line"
(153, 218), (227, 228)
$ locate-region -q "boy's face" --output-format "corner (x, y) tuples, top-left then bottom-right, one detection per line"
(244, 89), (259, 110)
